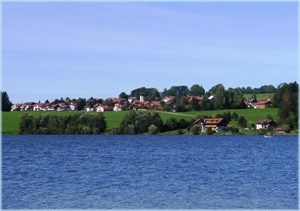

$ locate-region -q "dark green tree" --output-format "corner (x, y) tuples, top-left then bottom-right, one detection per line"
(238, 116), (247, 128)
(190, 98), (200, 111)
(273, 82), (298, 129)
(214, 84), (226, 110)
(113, 111), (163, 134)
(119, 92), (128, 100)
(232, 112), (239, 121)
(165, 117), (178, 131)
(190, 84), (205, 96)
(1, 91), (12, 111)
(19, 114), (34, 134)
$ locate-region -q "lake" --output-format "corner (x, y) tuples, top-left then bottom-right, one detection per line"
(2, 135), (298, 209)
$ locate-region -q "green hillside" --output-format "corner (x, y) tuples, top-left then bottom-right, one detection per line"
(243, 93), (274, 100)
(2, 108), (279, 134)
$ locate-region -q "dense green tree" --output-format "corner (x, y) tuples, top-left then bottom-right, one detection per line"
(190, 125), (201, 135)
(19, 114), (34, 134)
(273, 82), (298, 129)
(77, 98), (87, 110)
(190, 84), (205, 96)
(1, 91), (12, 111)
(119, 92), (128, 100)
(165, 117), (178, 131)
(238, 116), (247, 128)
(190, 98), (200, 111)
(214, 84), (226, 110)
(130, 87), (160, 101)
(113, 111), (163, 134)
(65, 97), (71, 103)
(148, 124), (159, 135)
(161, 86), (190, 97)
(232, 112), (239, 121)
(20, 113), (106, 134)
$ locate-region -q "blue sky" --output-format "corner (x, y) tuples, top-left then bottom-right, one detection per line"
(2, 2), (298, 103)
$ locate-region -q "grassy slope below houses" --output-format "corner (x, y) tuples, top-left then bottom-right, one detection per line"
(2, 108), (279, 134)
(243, 93), (274, 100)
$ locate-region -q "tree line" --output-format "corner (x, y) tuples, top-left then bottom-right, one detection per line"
(119, 84), (276, 101)
(273, 82), (298, 130)
(1, 83), (280, 112)
(19, 113), (106, 134)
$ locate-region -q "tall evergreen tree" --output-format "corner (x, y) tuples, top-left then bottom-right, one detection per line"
(1, 91), (12, 111)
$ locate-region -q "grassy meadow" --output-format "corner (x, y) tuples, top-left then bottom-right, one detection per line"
(2, 108), (279, 134)
(243, 93), (274, 100)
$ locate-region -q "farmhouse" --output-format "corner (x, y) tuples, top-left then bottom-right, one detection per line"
(244, 98), (257, 108)
(201, 118), (228, 132)
(256, 120), (276, 130)
(254, 100), (272, 109)
(188, 118), (229, 133)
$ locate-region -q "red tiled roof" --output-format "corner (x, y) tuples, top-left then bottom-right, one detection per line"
(204, 118), (223, 124)
(256, 100), (271, 105)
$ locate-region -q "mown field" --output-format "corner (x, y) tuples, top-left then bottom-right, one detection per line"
(243, 93), (274, 100)
(2, 108), (279, 134)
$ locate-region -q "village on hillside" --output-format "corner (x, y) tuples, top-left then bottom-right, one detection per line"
(10, 95), (280, 134)
(10, 95), (272, 113)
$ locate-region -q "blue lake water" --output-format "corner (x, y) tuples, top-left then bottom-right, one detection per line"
(2, 135), (298, 209)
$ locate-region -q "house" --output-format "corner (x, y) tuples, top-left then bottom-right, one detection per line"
(254, 100), (272, 109)
(84, 107), (94, 112)
(21, 103), (35, 111)
(69, 102), (78, 111)
(244, 98), (257, 108)
(94, 104), (112, 112)
(128, 97), (136, 103)
(33, 104), (40, 111)
(140, 95), (144, 102)
(208, 95), (214, 100)
(95, 105), (104, 112)
(162, 96), (175, 103)
(33, 104), (45, 111)
(186, 95), (204, 102)
(188, 118), (229, 133)
(113, 103), (122, 112)
(57, 103), (69, 111)
(201, 118), (228, 132)
(107, 98), (120, 104)
(150, 101), (161, 107)
(11, 104), (20, 111)
(256, 120), (276, 130)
